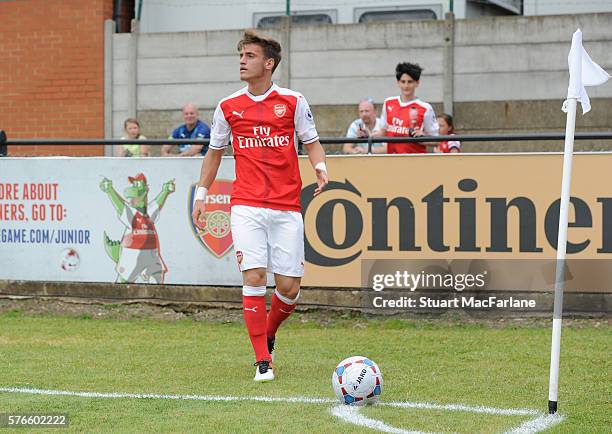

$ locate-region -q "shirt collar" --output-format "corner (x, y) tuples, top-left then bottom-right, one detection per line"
(245, 83), (278, 101)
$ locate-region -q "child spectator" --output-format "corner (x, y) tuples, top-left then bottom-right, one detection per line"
(116, 118), (150, 157)
(434, 113), (460, 153)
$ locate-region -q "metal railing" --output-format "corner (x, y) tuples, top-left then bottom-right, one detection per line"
(4, 132), (612, 154)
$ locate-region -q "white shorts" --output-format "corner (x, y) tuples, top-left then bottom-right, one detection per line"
(230, 205), (305, 277)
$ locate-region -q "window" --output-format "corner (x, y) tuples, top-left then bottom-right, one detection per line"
(358, 9), (437, 23)
(484, 0), (522, 15)
(255, 12), (335, 28)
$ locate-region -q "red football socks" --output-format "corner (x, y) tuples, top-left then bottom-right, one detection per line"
(266, 290), (297, 339)
(242, 295), (270, 362)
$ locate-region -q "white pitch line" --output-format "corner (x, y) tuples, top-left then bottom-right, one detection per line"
(331, 405), (440, 434)
(0, 387), (536, 414)
(385, 401), (539, 416)
(504, 414), (565, 434)
(0, 386), (564, 434)
(0, 387), (335, 405)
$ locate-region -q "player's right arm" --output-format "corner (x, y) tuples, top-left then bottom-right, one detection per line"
(191, 103), (231, 229)
(191, 149), (223, 228)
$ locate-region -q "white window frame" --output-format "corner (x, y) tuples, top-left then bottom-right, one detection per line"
(355, 4), (442, 23)
(253, 10), (338, 28)
(485, 0), (522, 15)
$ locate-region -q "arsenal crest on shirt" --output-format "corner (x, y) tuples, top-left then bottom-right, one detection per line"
(274, 104), (286, 118)
(189, 180), (234, 258)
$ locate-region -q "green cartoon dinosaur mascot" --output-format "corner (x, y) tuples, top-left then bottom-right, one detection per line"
(100, 173), (175, 283)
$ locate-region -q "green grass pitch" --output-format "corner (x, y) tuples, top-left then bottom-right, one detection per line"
(0, 307), (608, 433)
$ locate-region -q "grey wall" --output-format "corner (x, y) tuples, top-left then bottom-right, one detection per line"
(108, 13), (612, 152)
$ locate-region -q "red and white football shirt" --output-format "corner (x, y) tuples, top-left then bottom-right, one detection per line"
(209, 84), (318, 212)
(121, 211), (158, 250)
(436, 137), (461, 153)
(379, 97), (439, 154)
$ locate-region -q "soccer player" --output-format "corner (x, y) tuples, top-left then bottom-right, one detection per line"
(191, 31), (328, 382)
(374, 62), (439, 154)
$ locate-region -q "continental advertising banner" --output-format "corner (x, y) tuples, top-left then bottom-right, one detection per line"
(300, 153), (612, 292)
(1, 154), (611, 292)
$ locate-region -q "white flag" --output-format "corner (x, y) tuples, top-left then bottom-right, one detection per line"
(564, 29), (610, 114)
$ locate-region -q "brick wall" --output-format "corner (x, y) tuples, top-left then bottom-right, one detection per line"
(0, 0), (114, 156)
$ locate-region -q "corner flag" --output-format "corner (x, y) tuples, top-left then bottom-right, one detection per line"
(563, 29), (610, 114)
(549, 29), (610, 415)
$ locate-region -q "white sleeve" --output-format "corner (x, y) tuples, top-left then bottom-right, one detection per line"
(209, 103), (231, 150)
(294, 95), (319, 144)
(346, 120), (359, 138)
(378, 101), (388, 130)
(423, 106), (439, 136)
(448, 140), (461, 150)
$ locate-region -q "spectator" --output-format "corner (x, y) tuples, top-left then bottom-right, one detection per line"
(433, 114), (460, 153)
(162, 103), (211, 157)
(374, 62), (439, 154)
(0, 130), (6, 157)
(343, 99), (386, 154)
(115, 118), (150, 157)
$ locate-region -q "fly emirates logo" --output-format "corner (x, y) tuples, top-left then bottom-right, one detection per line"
(236, 126), (291, 149)
(387, 118), (414, 135)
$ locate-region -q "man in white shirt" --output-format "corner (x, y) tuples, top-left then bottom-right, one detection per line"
(343, 99), (386, 154)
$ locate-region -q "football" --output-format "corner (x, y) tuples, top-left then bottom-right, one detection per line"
(331, 356), (383, 406)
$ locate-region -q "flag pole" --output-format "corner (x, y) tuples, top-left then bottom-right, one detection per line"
(547, 96), (577, 414)
(548, 27), (610, 415)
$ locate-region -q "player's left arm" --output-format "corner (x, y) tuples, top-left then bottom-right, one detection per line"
(303, 140), (328, 196)
(295, 95), (328, 196)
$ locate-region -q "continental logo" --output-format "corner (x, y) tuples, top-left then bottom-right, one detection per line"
(301, 178), (612, 267)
